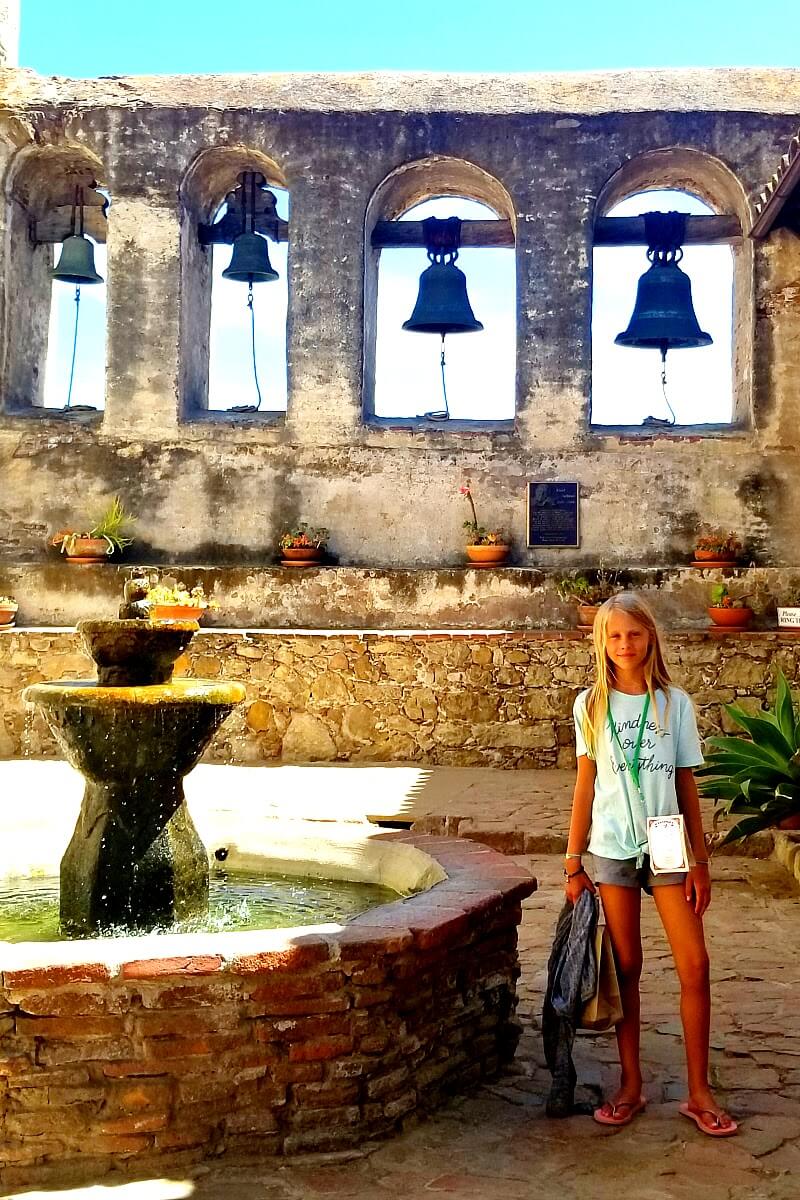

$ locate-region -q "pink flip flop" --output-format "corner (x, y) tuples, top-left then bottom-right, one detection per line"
(679, 1102), (739, 1137)
(593, 1096), (646, 1127)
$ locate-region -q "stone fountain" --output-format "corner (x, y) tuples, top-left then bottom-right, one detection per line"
(22, 580), (246, 935)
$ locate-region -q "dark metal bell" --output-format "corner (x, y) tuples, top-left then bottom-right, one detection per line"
(615, 258), (711, 353)
(403, 260), (484, 335)
(222, 231), (278, 283)
(51, 235), (103, 285)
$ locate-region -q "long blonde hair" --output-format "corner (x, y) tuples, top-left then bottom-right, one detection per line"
(581, 592), (672, 758)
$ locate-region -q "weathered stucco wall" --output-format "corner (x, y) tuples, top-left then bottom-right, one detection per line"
(4, 627), (798, 766)
(0, 68), (799, 571)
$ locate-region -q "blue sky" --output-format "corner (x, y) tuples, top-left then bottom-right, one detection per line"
(19, 0), (800, 75)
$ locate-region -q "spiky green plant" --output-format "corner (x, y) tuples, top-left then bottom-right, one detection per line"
(696, 669), (800, 844)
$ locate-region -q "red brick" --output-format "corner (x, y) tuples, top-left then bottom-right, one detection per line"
(141, 1032), (243, 1059)
(133, 1007), (240, 1037)
(288, 1036), (354, 1063)
(225, 1107), (279, 1133)
(154, 1127), (212, 1150)
(1, 963), (112, 989)
(38, 1037), (135, 1066)
(105, 1079), (173, 1111)
(293, 1080), (359, 1106)
(139, 982), (241, 1009)
(11, 990), (123, 1017)
(289, 1103), (360, 1129)
(337, 927), (413, 958)
(249, 971), (343, 1002)
(0, 1054), (34, 1076)
(270, 1060), (325, 1084)
(95, 1110), (169, 1134)
(121, 955), (223, 980)
(349, 965), (389, 985)
(229, 938), (330, 975)
(352, 987), (393, 1008)
(250, 995), (350, 1017)
(254, 1013), (351, 1043)
(70, 1132), (153, 1154)
(14, 1014), (124, 1039)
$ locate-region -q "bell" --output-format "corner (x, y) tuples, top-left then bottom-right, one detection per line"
(403, 260), (484, 335)
(51, 235), (103, 285)
(222, 231), (278, 283)
(615, 257), (711, 354)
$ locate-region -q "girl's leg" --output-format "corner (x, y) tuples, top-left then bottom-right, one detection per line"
(597, 883), (644, 1106)
(652, 884), (733, 1124)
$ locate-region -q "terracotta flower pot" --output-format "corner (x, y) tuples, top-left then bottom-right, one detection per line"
(63, 536), (113, 563)
(708, 606), (753, 629)
(465, 544), (510, 567)
(281, 546), (324, 564)
(149, 605), (203, 624)
(694, 549), (737, 564)
(0, 601), (17, 627)
(577, 604), (601, 629)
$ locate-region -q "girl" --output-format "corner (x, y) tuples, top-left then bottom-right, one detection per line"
(565, 592), (737, 1136)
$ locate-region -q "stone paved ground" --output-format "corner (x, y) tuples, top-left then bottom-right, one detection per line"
(3, 764), (800, 1200)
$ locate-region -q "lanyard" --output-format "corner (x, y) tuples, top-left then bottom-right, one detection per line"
(607, 692), (650, 795)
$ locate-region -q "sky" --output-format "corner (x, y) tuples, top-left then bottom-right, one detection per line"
(18, 0), (800, 75)
(21, 0), (797, 417)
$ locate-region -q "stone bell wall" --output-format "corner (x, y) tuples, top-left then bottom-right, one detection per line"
(0, 68), (800, 570)
(3, 627), (797, 767)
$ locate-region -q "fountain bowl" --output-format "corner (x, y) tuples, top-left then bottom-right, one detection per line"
(77, 618), (199, 686)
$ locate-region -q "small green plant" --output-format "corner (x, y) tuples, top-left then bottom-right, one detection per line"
(58, 497), (135, 556)
(459, 481), (506, 547)
(0, 596), (17, 606)
(709, 583), (750, 609)
(695, 528), (742, 558)
(697, 669), (800, 844)
(279, 524), (328, 551)
(556, 568), (623, 607)
(145, 580), (215, 609)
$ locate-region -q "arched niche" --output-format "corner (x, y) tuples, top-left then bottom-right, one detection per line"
(363, 156), (517, 423)
(179, 146), (289, 417)
(592, 148), (753, 427)
(2, 142), (107, 412)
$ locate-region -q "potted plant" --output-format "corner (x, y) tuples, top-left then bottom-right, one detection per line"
(0, 596), (18, 628)
(707, 582), (753, 629)
(697, 669), (800, 840)
(556, 568), (624, 628)
(145, 580), (216, 623)
(460, 481), (510, 566)
(692, 528), (742, 566)
(53, 497), (135, 563)
(278, 524), (328, 565)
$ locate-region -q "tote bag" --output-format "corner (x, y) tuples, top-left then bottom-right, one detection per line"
(579, 923), (623, 1033)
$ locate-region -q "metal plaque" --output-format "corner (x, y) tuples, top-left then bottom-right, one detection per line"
(527, 482), (580, 548)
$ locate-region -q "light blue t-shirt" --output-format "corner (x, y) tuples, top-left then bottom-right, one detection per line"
(573, 686), (704, 861)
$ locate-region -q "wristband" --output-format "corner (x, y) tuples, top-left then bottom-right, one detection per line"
(564, 865), (586, 880)
(564, 853), (582, 860)
(693, 858), (710, 866)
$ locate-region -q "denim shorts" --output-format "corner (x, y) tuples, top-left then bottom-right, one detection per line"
(591, 853), (686, 893)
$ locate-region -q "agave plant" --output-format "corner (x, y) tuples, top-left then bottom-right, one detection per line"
(696, 669), (800, 844)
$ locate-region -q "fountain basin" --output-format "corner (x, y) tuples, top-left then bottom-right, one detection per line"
(0, 779), (535, 1187)
(77, 619), (200, 687)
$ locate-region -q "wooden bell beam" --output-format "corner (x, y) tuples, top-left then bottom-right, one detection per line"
(371, 213), (741, 249)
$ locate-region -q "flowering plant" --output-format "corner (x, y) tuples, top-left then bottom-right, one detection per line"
(145, 580), (217, 610)
(695, 528), (742, 558)
(279, 524), (328, 551)
(459, 481), (507, 547)
(709, 583), (751, 610)
(0, 596), (17, 606)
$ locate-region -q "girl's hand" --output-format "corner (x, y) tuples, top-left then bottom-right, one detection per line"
(685, 863), (711, 917)
(564, 865), (596, 904)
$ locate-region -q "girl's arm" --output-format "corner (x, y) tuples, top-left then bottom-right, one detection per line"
(676, 766), (711, 916)
(564, 755), (597, 902)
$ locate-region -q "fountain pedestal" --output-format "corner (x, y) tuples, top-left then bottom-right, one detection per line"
(23, 621), (245, 935)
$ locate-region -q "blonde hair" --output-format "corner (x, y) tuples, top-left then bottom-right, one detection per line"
(581, 592), (672, 757)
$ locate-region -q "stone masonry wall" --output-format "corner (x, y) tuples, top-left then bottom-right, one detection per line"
(3, 628), (797, 767)
(1, 70), (800, 569)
